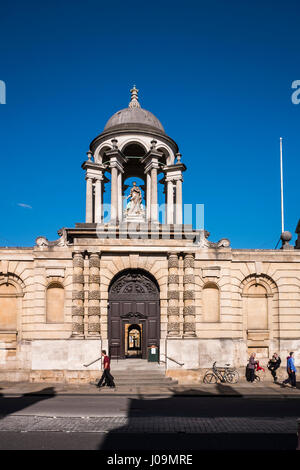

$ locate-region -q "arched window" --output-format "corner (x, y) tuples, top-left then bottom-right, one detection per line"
(0, 283), (18, 330)
(202, 283), (220, 322)
(246, 283), (268, 330)
(46, 283), (64, 323)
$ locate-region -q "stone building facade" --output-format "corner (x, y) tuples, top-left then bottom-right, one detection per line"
(0, 87), (299, 383)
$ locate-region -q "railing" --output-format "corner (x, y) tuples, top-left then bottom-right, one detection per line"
(160, 353), (184, 367)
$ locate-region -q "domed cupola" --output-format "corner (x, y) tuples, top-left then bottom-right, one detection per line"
(83, 87), (186, 227)
(103, 86), (165, 135)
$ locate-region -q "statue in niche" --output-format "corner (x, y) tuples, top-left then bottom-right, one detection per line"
(126, 182), (143, 215)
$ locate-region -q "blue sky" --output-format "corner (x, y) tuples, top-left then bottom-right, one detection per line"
(0, 0), (299, 248)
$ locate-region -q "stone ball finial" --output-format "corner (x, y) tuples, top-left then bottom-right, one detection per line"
(111, 138), (118, 149)
(176, 152), (182, 163)
(86, 151), (92, 161)
(281, 231), (292, 242)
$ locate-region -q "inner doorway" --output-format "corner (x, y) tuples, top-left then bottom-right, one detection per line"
(108, 269), (160, 359)
(125, 323), (142, 358)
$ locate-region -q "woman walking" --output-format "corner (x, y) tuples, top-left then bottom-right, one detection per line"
(247, 352), (258, 383)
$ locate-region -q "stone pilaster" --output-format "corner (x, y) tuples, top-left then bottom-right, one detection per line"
(85, 176), (93, 223)
(72, 251), (84, 336)
(167, 253), (180, 336)
(183, 253), (196, 336)
(88, 253), (101, 336)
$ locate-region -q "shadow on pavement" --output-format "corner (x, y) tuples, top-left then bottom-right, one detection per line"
(0, 387), (56, 418)
(98, 383), (298, 451)
(274, 380), (300, 390)
(171, 382), (243, 397)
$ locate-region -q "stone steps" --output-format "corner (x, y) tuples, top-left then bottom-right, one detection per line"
(102, 360), (178, 386)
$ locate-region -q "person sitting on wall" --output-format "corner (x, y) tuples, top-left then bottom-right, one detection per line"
(267, 353), (281, 383)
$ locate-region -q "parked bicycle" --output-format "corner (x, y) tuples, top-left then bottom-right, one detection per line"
(203, 362), (239, 384)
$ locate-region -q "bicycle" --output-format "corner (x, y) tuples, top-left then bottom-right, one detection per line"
(203, 362), (239, 384)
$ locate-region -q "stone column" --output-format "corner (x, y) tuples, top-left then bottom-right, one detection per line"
(88, 253), (101, 336)
(167, 253), (180, 336)
(175, 177), (183, 225)
(118, 171), (123, 222)
(151, 167), (158, 222)
(167, 180), (174, 224)
(85, 176), (93, 223)
(111, 166), (118, 221)
(94, 178), (102, 223)
(146, 172), (151, 221)
(183, 253), (196, 336)
(72, 251), (85, 336)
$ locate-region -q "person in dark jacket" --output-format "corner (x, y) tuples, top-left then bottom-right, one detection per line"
(246, 353), (258, 383)
(267, 353), (281, 382)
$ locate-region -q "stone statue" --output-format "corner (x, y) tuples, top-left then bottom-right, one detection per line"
(126, 182), (143, 215)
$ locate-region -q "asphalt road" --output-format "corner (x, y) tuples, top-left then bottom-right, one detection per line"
(0, 394), (299, 450)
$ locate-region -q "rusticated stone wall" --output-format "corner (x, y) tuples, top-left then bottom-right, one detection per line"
(183, 253), (196, 336)
(167, 253), (180, 336)
(72, 252), (84, 336)
(88, 253), (101, 336)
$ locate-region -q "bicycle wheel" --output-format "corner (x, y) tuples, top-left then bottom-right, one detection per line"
(254, 374), (260, 382)
(203, 372), (217, 384)
(226, 370), (239, 384)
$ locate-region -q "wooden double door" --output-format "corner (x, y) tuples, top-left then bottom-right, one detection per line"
(108, 270), (160, 360)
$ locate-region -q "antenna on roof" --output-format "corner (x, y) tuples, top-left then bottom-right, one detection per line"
(280, 137), (284, 234)
(275, 137), (293, 249)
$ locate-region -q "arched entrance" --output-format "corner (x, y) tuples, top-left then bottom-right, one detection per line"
(108, 269), (160, 359)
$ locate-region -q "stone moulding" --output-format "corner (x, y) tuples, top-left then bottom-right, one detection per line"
(88, 323), (100, 333)
(168, 290), (180, 300)
(184, 255), (195, 268)
(183, 274), (195, 284)
(167, 322), (180, 333)
(183, 305), (195, 316)
(168, 255), (179, 268)
(183, 322), (196, 333)
(71, 306), (84, 316)
(183, 290), (195, 300)
(202, 266), (221, 278)
(72, 323), (84, 334)
(88, 290), (101, 300)
(72, 290), (84, 300)
(167, 306), (180, 315)
(89, 275), (100, 284)
(73, 274), (84, 284)
(89, 254), (100, 268)
(73, 256), (84, 268)
(168, 274), (179, 284)
(88, 306), (100, 316)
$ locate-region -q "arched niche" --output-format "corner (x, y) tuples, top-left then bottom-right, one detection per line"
(245, 283), (268, 330)
(0, 283), (18, 330)
(202, 283), (220, 322)
(46, 282), (65, 323)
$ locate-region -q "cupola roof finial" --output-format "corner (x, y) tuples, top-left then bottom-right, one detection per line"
(129, 85), (140, 109)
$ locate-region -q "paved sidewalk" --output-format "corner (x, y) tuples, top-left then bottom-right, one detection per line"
(0, 414), (297, 434)
(0, 381), (299, 397)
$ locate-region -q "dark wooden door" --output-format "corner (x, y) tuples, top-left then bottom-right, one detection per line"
(108, 270), (160, 359)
